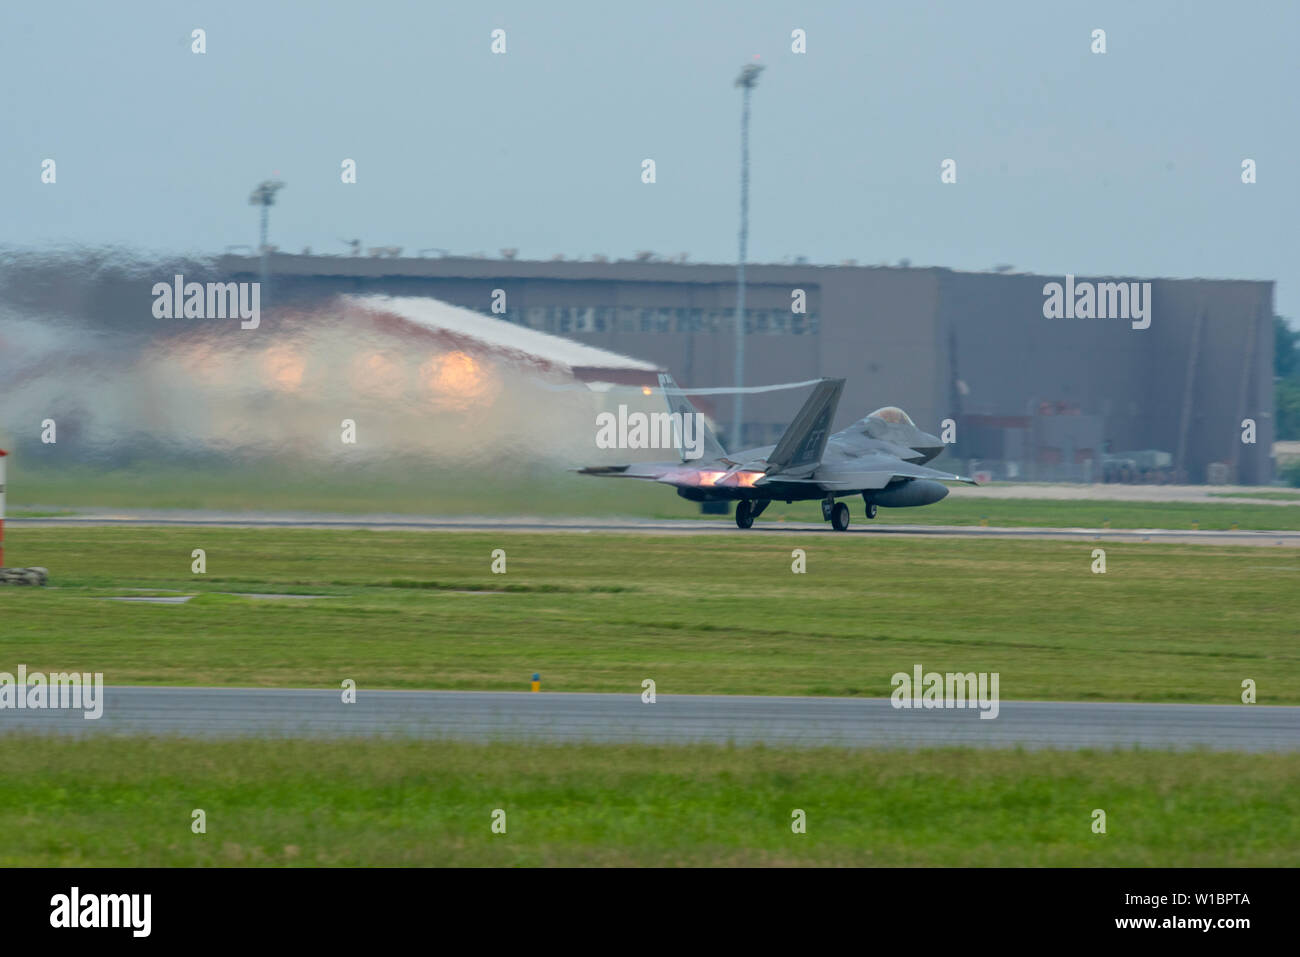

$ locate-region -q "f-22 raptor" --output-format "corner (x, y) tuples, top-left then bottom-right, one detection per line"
(578, 375), (977, 531)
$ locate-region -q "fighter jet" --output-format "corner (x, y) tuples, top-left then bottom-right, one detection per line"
(578, 375), (976, 530)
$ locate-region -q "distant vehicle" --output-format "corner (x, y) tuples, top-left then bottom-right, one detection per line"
(1103, 449), (1174, 484)
(578, 375), (976, 530)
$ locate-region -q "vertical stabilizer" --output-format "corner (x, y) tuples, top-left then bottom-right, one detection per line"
(764, 378), (845, 476)
(658, 373), (727, 461)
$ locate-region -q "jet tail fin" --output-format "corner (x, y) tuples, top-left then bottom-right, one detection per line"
(764, 377), (845, 476)
(658, 373), (727, 461)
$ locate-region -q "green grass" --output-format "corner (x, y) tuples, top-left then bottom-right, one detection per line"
(2, 736), (1295, 866)
(2, 527), (1297, 703)
(9, 461), (684, 518)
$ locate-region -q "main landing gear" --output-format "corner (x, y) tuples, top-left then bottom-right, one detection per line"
(821, 496), (851, 531)
(734, 499), (771, 529)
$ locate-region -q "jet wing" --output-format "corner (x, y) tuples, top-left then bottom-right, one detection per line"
(574, 461), (763, 490)
(756, 458), (979, 491)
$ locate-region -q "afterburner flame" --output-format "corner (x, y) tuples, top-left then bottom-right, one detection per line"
(691, 469), (762, 488)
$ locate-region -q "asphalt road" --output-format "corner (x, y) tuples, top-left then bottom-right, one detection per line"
(2, 687), (1296, 751)
(10, 510), (1300, 546)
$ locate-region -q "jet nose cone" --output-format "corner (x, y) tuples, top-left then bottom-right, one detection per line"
(914, 432), (945, 460)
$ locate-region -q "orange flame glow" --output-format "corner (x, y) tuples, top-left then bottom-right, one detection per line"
(262, 345), (306, 391)
(420, 350), (498, 409)
(352, 351), (405, 399)
(692, 470), (762, 488)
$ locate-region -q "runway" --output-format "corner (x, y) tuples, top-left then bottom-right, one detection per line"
(2, 687), (1296, 751)
(10, 509), (1300, 546)
(947, 482), (1300, 506)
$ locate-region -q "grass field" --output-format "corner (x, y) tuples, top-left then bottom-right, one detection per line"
(3, 736), (1295, 866)
(2, 527), (1296, 702)
(10, 461), (1300, 529)
(4, 503), (1294, 870)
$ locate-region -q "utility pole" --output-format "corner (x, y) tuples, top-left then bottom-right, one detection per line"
(248, 179), (286, 303)
(732, 60), (763, 449)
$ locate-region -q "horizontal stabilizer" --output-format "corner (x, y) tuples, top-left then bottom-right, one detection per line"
(572, 465), (630, 475)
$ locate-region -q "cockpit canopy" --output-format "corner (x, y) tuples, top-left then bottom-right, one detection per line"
(867, 406), (915, 427)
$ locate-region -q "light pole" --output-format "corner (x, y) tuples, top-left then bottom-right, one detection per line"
(733, 61), (763, 449)
(248, 179), (285, 300)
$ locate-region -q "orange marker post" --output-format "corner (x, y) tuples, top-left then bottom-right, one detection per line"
(0, 448), (7, 568)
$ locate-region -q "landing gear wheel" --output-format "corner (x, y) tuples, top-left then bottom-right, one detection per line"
(865, 502), (878, 519)
(735, 500), (755, 529)
(831, 502), (851, 531)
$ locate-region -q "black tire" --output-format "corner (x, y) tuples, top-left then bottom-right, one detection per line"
(865, 502), (878, 519)
(831, 501), (850, 531)
(735, 500), (754, 529)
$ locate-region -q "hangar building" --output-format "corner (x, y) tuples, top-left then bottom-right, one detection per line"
(221, 253), (1275, 484)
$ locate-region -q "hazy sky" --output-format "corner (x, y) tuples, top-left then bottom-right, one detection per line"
(3, 0), (1297, 319)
